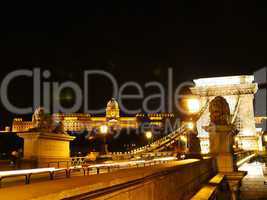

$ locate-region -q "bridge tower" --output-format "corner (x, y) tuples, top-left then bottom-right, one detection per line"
(190, 75), (260, 153)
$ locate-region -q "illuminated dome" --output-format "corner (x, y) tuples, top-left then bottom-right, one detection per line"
(106, 98), (120, 119)
(107, 98), (119, 109)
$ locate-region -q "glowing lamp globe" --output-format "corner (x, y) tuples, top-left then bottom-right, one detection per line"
(186, 98), (201, 114)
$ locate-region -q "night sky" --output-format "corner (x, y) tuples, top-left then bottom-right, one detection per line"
(0, 2), (266, 126)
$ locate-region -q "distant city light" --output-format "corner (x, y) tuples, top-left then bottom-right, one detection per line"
(145, 131), (153, 139)
(100, 125), (108, 134)
(185, 121), (194, 130)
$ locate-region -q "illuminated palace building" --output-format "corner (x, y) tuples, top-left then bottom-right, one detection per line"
(12, 98), (174, 133)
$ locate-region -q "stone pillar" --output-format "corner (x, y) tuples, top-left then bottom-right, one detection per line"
(202, 96), (247, 200)
(204, 124), (247, 199)
(18, 132), (75, 168)
(204, 125), (236, 172)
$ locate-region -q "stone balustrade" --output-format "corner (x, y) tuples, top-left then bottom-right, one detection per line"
(0, 158), (216, 200)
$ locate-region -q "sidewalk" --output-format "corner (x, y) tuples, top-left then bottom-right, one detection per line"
(239, 162), (267, 200)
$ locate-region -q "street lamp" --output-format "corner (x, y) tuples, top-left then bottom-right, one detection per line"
(182, 95), (202, 158)
(100, 125), (108, 154)
(183, 96), (200, 132)
(186, 96), (201, 114)
(145, 131), (153, 145)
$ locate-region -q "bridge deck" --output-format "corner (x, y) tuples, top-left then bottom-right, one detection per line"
(0, 159), (208, 200)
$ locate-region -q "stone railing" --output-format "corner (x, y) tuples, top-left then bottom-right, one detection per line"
(19, 158), (216, 200)
(47, 157), (87, 168)
(234, 150), (256, 167)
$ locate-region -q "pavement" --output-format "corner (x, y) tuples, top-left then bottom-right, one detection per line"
(239, 162), (267, 200)
(0, 159), (200, 200)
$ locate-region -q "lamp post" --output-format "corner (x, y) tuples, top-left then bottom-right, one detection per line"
(186, 97), (201, 115)
(100, 125), (108, 155)
(145, 131), (153, 146)
(182, 95), (202, 158)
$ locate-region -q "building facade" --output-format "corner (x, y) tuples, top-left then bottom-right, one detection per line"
(12, 98), (174, 133)
(12, 118), (34, 132)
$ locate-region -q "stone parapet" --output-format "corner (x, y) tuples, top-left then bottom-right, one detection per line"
(0, 158), (216, 200)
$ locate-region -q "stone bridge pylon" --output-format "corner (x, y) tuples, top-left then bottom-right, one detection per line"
(190, 75), (260, 153)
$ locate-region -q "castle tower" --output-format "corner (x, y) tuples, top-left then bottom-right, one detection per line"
(106, 98), (120, 119)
